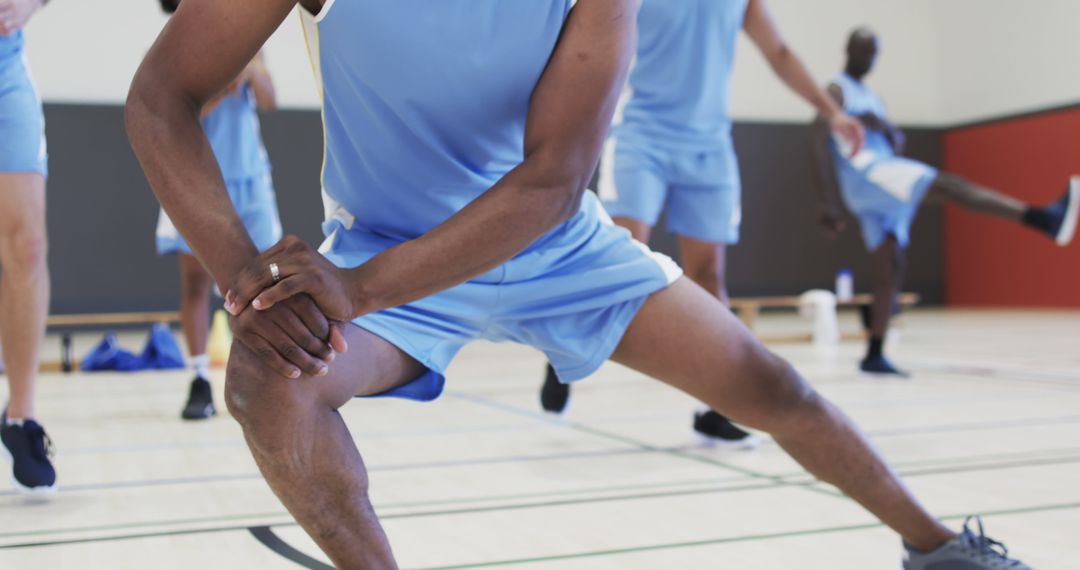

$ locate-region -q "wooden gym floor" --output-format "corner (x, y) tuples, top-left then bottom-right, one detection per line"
(1, 308), (1078, 569)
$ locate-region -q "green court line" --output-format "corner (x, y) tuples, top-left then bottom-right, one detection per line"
(450, 392), (845, 498)
(0, 475), (747, 540)
(421, 501), (1080, 569)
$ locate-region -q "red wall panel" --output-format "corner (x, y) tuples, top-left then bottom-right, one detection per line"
(942, 107), (1080, 307)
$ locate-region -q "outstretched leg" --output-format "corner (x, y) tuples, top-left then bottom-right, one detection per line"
(612, 278), (954, 552)
(226, 324), (425, 568)
(929, 173), (1078, 245)
(927, 173), (1025, 221)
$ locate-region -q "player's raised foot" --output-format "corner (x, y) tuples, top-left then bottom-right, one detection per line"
(1049, 177), (1080, 246)
(693, 410), (760, 449)
(181, 376), (217, 420)
(1026, 177), (1078, 246)
(903, 516), (1030, 569)
(860, 354), (911, 378)
(1, 408), (57, 494)
(539, 364), (570, 414)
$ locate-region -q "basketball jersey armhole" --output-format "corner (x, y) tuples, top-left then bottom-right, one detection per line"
(312, 0), (338, 23)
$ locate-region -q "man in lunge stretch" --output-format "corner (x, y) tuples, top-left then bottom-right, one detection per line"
(128, 2), (1033, 568)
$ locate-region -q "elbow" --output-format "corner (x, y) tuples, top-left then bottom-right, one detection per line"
(523, 150), (592, 226)
(547, 168), (590, 226)
(767, 43), (794, 72)
(125, 74), (156, 149)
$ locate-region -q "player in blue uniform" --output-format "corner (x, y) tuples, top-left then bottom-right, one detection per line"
(128, 2), (1030, 567)
(155, 0), (283, 420)
(814, 28), (1078, 377)
(540, 0), (866, 448)
(0, 0), (56, 494)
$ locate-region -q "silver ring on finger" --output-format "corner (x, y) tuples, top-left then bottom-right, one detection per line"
(269, 262), (281, 283)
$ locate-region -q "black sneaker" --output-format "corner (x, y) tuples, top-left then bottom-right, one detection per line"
(860, 354), (911, 378)
(1050, 177), (1079, 246)
(692, 410), (759, 449)
(181, 376), (217, 420)
(539, 364), (570, 414)
(1, 409), (57, 494)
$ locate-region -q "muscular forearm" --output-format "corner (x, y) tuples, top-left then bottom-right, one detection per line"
(126, 78), (259, 287)
(810, 121), (840, 203)
(350, 160), (585, 316)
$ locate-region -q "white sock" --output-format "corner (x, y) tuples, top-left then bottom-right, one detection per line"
(191, 354), (210, 379)
(5, 417), (24, 427)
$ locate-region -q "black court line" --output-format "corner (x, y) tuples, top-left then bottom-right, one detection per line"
(249, 526), (334, 569)
(419, 501), (1080, 569)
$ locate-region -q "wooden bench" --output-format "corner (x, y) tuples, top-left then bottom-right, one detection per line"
(730, 293), (920, 343)
(43, 311), (181, 373)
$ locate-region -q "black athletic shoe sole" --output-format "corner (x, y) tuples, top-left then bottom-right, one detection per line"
(859, 356), (911, 378)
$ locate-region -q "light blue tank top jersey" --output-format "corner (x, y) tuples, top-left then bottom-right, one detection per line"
(831, 72), (894, 160)
(306, 0), (573, 242)
(615, 0), (749, 149)
(202, 85), (271, 183)
(0, 31), (21, 68)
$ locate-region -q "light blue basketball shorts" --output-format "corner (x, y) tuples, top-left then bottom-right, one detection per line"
(0, 54), (47, 176)
(838, 156), (938, 251)
(319, 192), (683, 402)
(156, 173), (283, 256)
(598, 135), (742, 244)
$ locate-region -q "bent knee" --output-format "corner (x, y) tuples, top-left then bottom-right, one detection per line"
(224, 342), (296, 427)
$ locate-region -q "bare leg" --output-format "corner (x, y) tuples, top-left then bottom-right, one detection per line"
(178, 253), (213, 356)
(0, 173), (49, 420)
(612, 216), (652, 243)
(226, 324), (425, 568)
(678, 236), (729, 306)
(927, 173), (1024, 221)
(612, 278), (954, 552)
(178, 254), (213, 358)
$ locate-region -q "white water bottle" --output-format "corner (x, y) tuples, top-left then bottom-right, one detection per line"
(835, 269), (854, 302)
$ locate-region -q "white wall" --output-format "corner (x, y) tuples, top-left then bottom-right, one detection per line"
(729, 0), (944, 125)
(24, 0), (320, 108)
(22, 0), (1080, 125)
(931, 0), (1080, 125)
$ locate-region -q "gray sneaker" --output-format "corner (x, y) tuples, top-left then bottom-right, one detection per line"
(904, 517), (1031, 569)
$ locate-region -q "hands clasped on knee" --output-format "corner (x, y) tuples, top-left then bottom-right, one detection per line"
(224, 235), (357, 379)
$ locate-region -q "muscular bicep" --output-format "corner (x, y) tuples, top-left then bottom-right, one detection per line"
(134, 0), (295, 107)
(522, 0), (637, 188)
